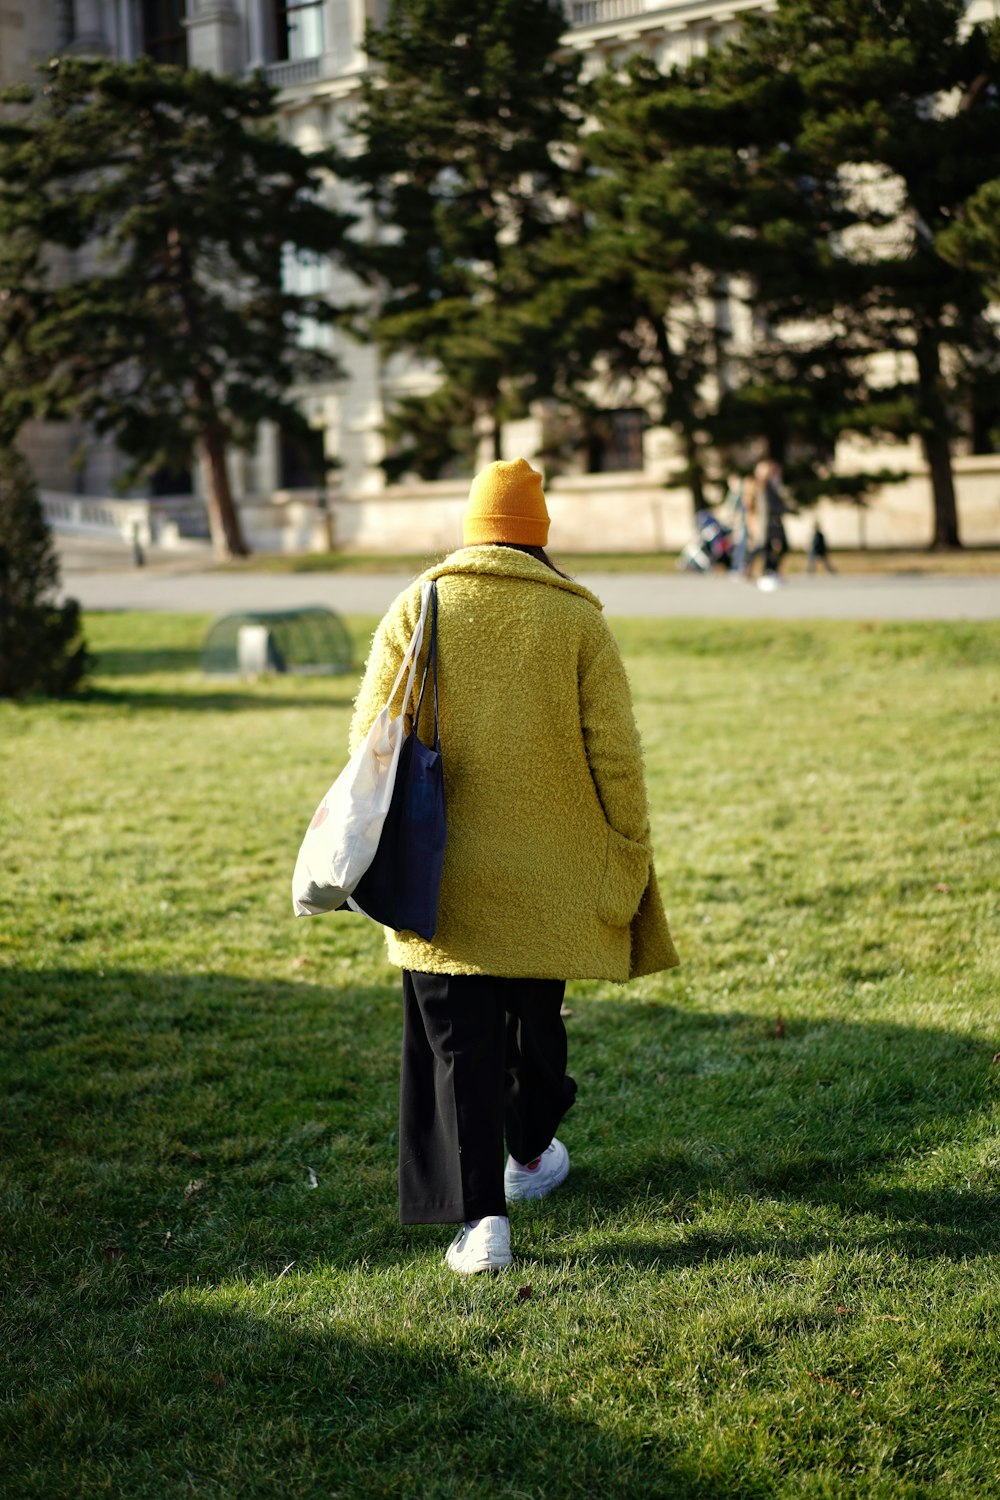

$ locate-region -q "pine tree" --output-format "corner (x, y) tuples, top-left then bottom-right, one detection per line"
(338, 0), (580, 469)
(537, 52), (898, 515)
(537, 55), (782, 512)
(0, 88), (47, 448)
(697, 0), (1000, 547)
(938, 168), (1000, 453)
(649, 46), (908, 508)
(0, 57), (352, 558)
(379, 383), (478, 482)
(940, 174), (1000, 299)
(557, 4), (1000, 537)
(0, 446), (88, 699)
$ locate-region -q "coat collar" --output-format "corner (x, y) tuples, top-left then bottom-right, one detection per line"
(419, 546), (604, 611)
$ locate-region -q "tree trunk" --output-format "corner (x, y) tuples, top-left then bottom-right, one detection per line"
(921, 427), (961, 550)
(170, 232), (250, 559)
(684, 427), (707, 513)
(915, 328), (961, 549)
(652, 316), (705, 514)
(199, 425), (249, 559)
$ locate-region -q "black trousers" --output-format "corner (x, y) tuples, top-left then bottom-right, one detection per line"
(764, 525), (788, 574)
(399, 970), (577, 1224)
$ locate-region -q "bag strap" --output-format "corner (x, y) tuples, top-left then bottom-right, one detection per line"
(413, 581), (440, 750)
(384, 581), (433, 720)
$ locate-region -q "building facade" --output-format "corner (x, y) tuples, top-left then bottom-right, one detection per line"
(0, 0), (795, 504)
(3, 0), (999, 550)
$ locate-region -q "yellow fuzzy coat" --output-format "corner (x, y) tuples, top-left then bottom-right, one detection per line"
(348, 546), (679, 982)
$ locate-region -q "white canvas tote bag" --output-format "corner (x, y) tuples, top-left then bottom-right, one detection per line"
(291, 583), (432, 917)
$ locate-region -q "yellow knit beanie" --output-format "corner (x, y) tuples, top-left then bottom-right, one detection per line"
(463, 458), (550, 547)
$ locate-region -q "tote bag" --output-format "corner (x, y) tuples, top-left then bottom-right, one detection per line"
(348, 582), (446, 940)
(291, 583), (433, 917)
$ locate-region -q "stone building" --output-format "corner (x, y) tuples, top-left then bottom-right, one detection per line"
(3, 0), (999, 550)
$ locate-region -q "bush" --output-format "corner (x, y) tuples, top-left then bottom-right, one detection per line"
(0, 446), (89, 698)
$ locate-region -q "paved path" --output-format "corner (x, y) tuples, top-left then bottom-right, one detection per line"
(59, 556), (1000, 620)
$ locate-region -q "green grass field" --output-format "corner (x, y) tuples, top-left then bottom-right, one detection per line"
(2, 611), (999, 1499)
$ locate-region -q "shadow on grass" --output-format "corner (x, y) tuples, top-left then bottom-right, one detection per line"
(93, 647), (206, 675)
(3, 964), (736, 1496)
(5, 969), (997, 1494)
(88, 643), (358, 710)
(3, 1302), (720, 1500)
(3, 970), (998, 1289)
(7, 1302), (722, 1500)
(83, 684), (357, 712)
(542, 1186), (999, 1276)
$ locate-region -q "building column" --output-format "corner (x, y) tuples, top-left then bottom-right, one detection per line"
(183, 0), (245, 74)
(116, 0), (139, 60)
(69, 0), (112, 52)
(246, 0), (269, 67)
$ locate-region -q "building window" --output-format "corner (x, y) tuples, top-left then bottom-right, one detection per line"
(274, 0), (324, 61)
(142, 0), (187, 65)
(150, 461), (193, 496)
(587, 408), (645, 473)
(280, 425), (326, 488)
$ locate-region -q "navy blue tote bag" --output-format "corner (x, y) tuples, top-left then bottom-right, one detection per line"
(349, 583), (446, 939)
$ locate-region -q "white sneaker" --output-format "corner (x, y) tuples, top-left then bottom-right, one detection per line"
(504, 1138), (570, 1203)
(757, 572), (780, 592)
(444, 1215), (512, 1274)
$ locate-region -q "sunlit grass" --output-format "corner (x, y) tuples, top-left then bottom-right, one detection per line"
(1, 611), (998, 1498)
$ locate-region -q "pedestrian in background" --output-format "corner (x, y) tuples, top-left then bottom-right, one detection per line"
(348, 458), (680, 1274)
(723, 471), (751, 575)
(741, 469), (760, 578)
(808, 521), (836, 574)
(755, 459), (794, 591)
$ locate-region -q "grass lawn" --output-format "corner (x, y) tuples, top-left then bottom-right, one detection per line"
(1, 611), (999, 1499)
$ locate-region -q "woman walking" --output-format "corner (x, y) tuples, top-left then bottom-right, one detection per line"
(754, 458), (794, 588)
(348, 458), (679, 1273)
(723, 470), (752, 576)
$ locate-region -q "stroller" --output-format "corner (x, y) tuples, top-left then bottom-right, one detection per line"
(677, 509), (734, 572)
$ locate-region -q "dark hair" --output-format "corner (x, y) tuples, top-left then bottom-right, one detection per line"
(494, 542), (573, 580)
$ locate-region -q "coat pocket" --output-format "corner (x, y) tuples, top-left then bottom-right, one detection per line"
(597, 827), (651, 929)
